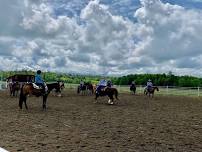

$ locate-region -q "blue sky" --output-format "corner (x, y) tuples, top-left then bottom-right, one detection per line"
(0, 0), (202, 76)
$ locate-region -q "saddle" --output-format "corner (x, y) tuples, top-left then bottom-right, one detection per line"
(101, 86), (108, 91)
(32, 83), (48, 92)
(32, 83), (42, 89)
(147, 86), (153, 92)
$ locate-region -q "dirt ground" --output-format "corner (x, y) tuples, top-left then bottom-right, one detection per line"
(0, 89), (202, 152)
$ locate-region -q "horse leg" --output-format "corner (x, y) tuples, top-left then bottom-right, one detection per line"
(24, 96), (28, 110)
(95, 93), (99, 102)
(108, 96), (114, 105)
(19, 94), (27, 109)
(19, 97), (23, 109)
(12, 90), (15, 97)
(43, 95), (47, 110)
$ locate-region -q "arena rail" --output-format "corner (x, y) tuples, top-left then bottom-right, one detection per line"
(63, 84), (202, 97)
(1, 82), (201, 97)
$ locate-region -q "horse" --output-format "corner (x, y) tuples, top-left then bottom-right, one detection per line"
(95, 87), (119, 105)
(52, 82), (65, 97)
(86, 83), (94, 95)
(144, 86), (159, 98)
(9, 81), (21, 97)
(130, 84), (136, 95)
(19, 81), (64, 110)
(77, 84), (87, 95)
(77, 82), (94, 95)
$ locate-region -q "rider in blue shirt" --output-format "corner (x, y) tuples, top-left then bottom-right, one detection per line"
(35, 70), (46, 93)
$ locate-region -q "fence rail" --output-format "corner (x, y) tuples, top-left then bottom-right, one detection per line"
(0, 82), (201, 97)
(64, 84), (202, 97)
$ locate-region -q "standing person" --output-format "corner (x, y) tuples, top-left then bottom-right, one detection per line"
(35, 70), (47, 94)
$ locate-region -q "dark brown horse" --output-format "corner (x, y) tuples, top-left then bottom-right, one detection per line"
(130, 84), (136, 95)
(144, 86), (159, 98)
(19, 81), (64, 110)
(9, 81), (21, 97)
(95, 87), (119, 105)
(77, 82), (94, 95)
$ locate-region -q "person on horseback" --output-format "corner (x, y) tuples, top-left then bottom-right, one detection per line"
(96, 78), (107, 94)
(146, 79), (153, 91)
(35, 70), (47, 94)
(80, 80), (84, 88)
(107, 80), (113, 87)
(131, 81), (135, 86)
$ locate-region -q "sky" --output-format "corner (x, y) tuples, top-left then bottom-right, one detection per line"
(0, 0), (202, 76)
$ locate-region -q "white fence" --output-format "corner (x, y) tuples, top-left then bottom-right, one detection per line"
(0, 82), (201, 97)
(0, 81), (7, 90)
(64, 84), (202, 97)
(116, 85), (202, 97)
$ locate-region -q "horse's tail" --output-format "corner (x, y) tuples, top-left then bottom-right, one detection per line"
(114, 88), (119, 100)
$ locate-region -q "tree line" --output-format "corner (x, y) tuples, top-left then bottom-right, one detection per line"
(1, 70), (202, 87)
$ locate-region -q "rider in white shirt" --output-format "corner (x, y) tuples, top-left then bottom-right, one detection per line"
(96, 79), (107, 94)
(146, 79), (153, 91)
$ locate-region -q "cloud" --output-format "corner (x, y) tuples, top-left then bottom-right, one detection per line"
(0, 0), (202, 76)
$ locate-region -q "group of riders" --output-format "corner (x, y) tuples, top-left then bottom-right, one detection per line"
(79, 78), (113, 95)
(8, 70), (155, 109)
(10, 69), (154, 96)
(79, 77), (154, 95)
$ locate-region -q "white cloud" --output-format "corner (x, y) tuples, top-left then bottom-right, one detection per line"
(0, 0), (202, 76)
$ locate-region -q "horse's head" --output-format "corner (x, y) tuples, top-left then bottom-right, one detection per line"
(58, 81), (65, 90)
(154, 86), (159, 91)
(54, 81), (64, 93)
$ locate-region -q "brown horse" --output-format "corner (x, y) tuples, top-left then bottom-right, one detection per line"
(19, 81), (64, 110)
(144, 86), (159, 98)
(9, 81), (21, 97)
(130, 84), (136, 95)
(95, 87), (119, 105)
(77, 82), (94, 95)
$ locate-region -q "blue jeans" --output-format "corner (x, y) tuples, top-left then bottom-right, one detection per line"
(96, 85), (105, 93)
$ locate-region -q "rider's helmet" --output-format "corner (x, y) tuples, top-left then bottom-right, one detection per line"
(37, 70), (41, 74)
(148, 79), (151, 82)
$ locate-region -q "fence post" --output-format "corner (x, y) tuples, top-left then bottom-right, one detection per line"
(166, 86), (168, 95)
(139, 85), (142, 94)
(198, 87), (200, 97)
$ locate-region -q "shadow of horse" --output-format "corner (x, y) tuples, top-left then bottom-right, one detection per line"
(144, 86), (159, 98)
(19, 81), (64, 110)
(95, 87), (119, 105)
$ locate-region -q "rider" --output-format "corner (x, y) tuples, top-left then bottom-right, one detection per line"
(146, 79), (153, 91)
(96, 78), (107, 94)
(131, 81), (135, 86)
(106, 80), (113, 88)
(130, 81), (136, 88)
(80, 80), (84, 87)
(35, 70), (47, 94)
